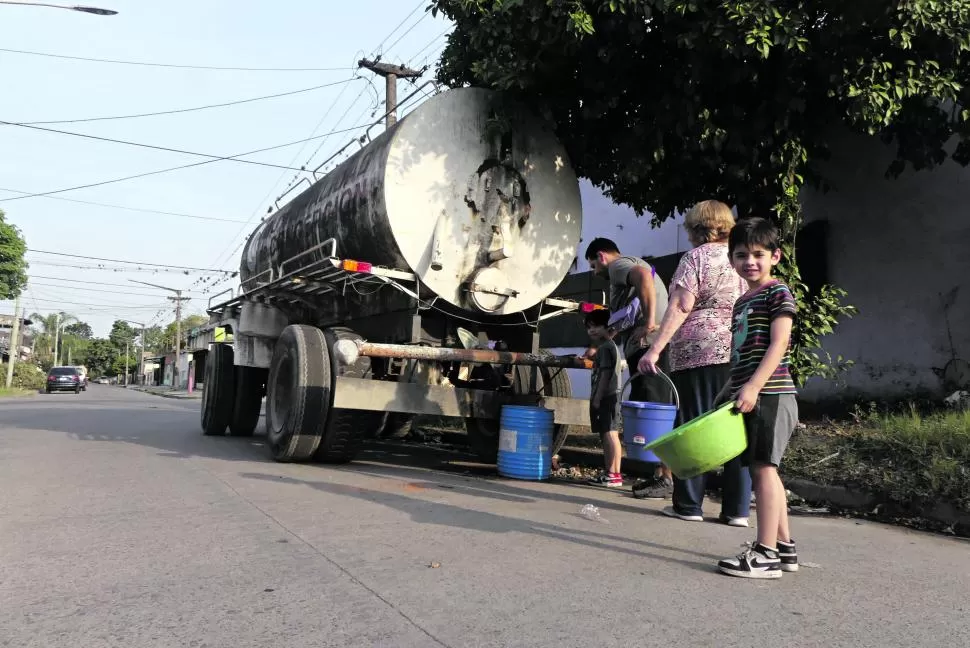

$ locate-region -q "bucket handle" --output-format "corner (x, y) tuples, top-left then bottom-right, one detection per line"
(620, 370), (680, 412)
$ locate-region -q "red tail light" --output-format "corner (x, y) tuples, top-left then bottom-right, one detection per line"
(48, 376), (55, 382)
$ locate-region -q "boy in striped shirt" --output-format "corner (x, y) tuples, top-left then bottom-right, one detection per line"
(716, 217), (800, 579)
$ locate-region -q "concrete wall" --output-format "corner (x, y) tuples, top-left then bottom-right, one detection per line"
(800, 134), (970, 401)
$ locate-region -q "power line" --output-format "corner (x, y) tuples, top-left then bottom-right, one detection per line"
(0, 121), (311, 173)
(27, 249), (234, 273)
(407, 28), (451, 64)
(0, 122), (373, 204)
(17, 297), (168, 310)
(28, 275), (205, 290)
(0, 188), (249, 224)
(206, 77), (378, 271)
(27, 260), (225, 274)
(18, 78), (359, 126)
(30, 282), (201, 298)
(372, 0), (427, 56)
(0, 47), (351, 72)
(384, 11), (432, 58)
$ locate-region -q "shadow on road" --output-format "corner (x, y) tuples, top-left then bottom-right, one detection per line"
(238, 471), (720, 575)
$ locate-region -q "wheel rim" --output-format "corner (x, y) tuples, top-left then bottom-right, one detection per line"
(268, 353), (293, 441)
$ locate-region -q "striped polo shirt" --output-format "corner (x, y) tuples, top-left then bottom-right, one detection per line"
(729, 280), (798, 394)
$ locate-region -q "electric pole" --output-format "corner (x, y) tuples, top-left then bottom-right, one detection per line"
(4, 296), (21, 389)
(357, 58), (423, 128)
(168, 292), (189, 388)
(129, 280), (189, 388)
(124, 340), (129, 386)
(53, 312), (61, 366)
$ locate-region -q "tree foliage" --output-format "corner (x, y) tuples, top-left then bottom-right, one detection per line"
(160, 315), (207, 353)
(84, 339), (119, 378)
(0, 209), (28, 300)
(431, 0), (970, 383)
(64, 321), (93, 340)
(109, 320), (137, 350)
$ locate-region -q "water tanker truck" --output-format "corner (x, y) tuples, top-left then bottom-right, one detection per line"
(199, 87), (595, 463)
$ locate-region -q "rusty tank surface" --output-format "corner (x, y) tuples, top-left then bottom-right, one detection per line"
(240, 87), (583, 316)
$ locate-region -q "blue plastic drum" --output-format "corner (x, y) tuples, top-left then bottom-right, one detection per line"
(497, 405), (555, 481)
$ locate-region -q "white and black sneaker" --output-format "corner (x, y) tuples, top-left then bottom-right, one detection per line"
(778, 539), (798, 572)
(717, 542), (782, 579)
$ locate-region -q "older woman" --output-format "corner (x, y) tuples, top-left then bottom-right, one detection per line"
(638, 200), (751, 526)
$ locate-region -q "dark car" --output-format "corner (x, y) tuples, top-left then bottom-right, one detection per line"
(46, 366), (83, 394)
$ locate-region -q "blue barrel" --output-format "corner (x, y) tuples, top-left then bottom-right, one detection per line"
(497, 405), (554, 481)
(621, 401), (678, 463)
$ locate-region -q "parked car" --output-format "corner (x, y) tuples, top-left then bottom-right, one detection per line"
(74, 366), (88, 391)
(46, 366), (83, 394)
(95, 377), (110, 385)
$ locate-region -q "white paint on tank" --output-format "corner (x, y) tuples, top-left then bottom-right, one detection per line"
(383, 88), (583, 315)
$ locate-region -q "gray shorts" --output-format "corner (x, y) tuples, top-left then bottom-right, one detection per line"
(741, 393), (798, 467)
(590, 395), (621, 435)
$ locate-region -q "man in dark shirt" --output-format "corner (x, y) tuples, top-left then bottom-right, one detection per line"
(585, 237), (675, 499)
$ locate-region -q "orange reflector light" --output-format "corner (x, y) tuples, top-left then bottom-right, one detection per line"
(341, 260), (373, 273)
(580, 302), (605, 313)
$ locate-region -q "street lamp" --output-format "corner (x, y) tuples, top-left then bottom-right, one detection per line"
(0, 2), (117, 15)
(129, 280), (189, 389)
(122, 319), (146, 386)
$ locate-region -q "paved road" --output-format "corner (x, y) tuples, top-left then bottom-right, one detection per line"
(2, 386), (968, 648)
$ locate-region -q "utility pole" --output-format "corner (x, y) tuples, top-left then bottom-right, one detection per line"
(67, 345), (72, 366)
(53, 312), (61, 367)
(123, 320), (146, 386)
(357, 58), (423, 128)
(124, 340), (129, 386)
(168, 292), (190, 388)
(129, 280), (189, 388)
(4, 296), (21, 389)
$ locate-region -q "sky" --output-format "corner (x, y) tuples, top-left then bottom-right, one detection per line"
(0, 0), (452, 337)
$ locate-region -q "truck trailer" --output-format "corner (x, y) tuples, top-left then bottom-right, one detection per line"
(199, 87), (596, 464)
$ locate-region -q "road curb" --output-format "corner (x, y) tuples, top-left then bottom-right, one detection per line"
(786, 477), (970, 536)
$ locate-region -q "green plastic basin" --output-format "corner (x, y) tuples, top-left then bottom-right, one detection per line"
(642, 402), (748, 479)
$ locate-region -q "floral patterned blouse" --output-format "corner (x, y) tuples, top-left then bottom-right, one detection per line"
(668, 242), (746, 372)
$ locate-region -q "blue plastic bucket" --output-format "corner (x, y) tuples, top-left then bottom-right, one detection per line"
(497, 405), (554, 481)
(620, 372), (680, 464)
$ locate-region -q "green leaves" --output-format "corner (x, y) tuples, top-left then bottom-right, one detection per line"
(0, 209), (28, 301)
(432, 0), (970, 383)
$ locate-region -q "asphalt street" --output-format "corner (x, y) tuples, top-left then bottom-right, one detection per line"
(1, 386), (968, 648)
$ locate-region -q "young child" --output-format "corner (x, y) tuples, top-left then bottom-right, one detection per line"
(716, 217), (800, 579)
(585, 309), (624, 488)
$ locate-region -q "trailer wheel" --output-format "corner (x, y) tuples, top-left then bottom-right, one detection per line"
(313, 327), (384, 463)
(229, 366), (267, 437)
(265, 325), (331, 461)
(465, 350), (573, 463)
(538, 353), (574, 457)
(201, 343), (235, 436)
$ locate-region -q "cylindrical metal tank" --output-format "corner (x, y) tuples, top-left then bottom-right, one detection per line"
(240, 87), (583, 315)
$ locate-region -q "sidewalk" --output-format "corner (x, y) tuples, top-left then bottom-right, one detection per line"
(127, 385), (201, 400)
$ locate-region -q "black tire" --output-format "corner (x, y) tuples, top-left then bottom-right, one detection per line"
(313, 327), (383, 463)
(201, 343), (235, 436)
(229, 366), (267, 437)
(265, 325), (331, 462)
(465, 350), (574, 462)
(538, 357), (573, 456)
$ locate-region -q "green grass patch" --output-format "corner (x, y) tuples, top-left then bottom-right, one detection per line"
(785, 405), (970, 516)
(0, 387), (33, 398)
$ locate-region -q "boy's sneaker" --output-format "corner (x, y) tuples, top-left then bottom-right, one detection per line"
(778, 539), (798, 572)
(717, 514), (751, 528)
(717, 542), (782, 579)
(588, 472), (624, 488)
(631, 476), (673, 500)
(661, 506), (703, 522)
